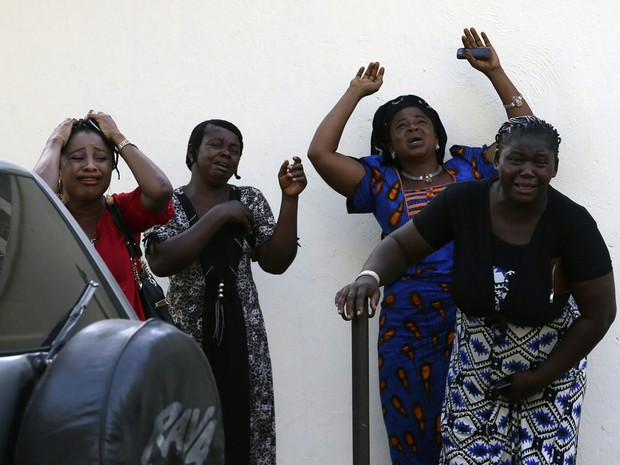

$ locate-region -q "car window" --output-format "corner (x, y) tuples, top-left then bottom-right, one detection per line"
(0, 171), (132, 353)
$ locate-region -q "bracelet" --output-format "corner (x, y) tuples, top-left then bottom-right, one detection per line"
(115, 139), (136, 154)
(502, 95), (523, 109)
(355, 270), (380, 285)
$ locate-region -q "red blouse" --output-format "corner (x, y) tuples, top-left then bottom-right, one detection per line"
(93, 188), (173, 319)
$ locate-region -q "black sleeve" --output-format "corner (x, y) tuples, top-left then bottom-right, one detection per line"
(563, 204), (612, 282)
(412, 185), (456, 250)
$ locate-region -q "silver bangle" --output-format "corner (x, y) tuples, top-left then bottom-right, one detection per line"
(355, 270), (380, 285)
(115, 139), (136, 154)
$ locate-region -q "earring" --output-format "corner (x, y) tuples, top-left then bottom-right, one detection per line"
(390, 152), (396, 160)
(435, 144), (440, 151)
(56, 177), (63, 199)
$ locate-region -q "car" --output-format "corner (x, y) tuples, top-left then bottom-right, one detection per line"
(0, 161), (224, 465)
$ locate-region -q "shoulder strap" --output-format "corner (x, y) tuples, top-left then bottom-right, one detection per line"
(231, 186), (256, 250)
(105, 196), (142, 259)
(174, 191), (199, 227)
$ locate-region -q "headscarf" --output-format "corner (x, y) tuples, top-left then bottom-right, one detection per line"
(370, 95), (447, 165)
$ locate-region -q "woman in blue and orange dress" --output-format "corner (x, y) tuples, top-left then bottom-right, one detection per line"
(307, 28), (532, 464)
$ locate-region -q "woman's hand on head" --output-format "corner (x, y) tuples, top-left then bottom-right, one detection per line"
(335, 277), (380, 321)
(349, 62), (384, 97)
(84, 110), (123, 144)
(278, 156), (307, 197)
(47, 118), (77, 149)
(461, 27), (501, 75)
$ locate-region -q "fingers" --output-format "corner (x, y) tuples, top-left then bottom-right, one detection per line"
(278, 159), (290, 177)
(335, 286), (361, 320)
(221, 200), (255, 232)
(364, 62), (383, 80)
(481, 31), (492, 47)
(376, 65), (385, 83)
(60, 117), (77, 129)
(355, 62), (383, 81)
(51, 118), (78, 146)
(363, 62), (375, 79)
(335, 281), (377, 320)
(462, 27), (485, 48)
(84, 109), (105, 121)
(351, 62), (384, 95)
(286, 156), (306, 183)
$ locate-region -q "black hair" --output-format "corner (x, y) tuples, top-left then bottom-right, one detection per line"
(65, 119), (120, 179)
(185, 119), (244, 174)
(370, 95), (447, 167)
(495, 116), (561, 162)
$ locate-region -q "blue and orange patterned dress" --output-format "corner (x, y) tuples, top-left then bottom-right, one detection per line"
(348, 145), (496, 465)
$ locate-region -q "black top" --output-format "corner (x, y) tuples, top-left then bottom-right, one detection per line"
(413, 177), (612, 325)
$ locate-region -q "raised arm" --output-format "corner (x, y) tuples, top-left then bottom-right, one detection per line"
(461, 27), (533, 162)
(255, 156), (307, 274)
(34, 118), (77, 191)
(307, 62), (384, 198)
(85, 111), (173, 213)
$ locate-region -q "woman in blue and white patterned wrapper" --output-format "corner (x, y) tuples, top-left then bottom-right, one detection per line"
(336, 115), (616, 465)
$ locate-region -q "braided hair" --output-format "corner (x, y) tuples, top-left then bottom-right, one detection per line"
(495, 116), (561, 162)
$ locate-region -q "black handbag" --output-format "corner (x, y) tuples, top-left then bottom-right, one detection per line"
(105, 197), (176, 325)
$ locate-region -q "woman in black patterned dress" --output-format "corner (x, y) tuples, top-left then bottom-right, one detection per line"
(146, 119), (307, 465)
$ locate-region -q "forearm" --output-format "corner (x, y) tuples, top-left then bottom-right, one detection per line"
(34, 141), (63, 190)
(366, 220), (437, 283)
(114, 139), (173, 212)
(258, 195), (299, 274)
(307, 87), (367, 197)
(485, 67), (533, 117)
(537, 274), (618, 386)
(361, 235), (410, 286)
(147, 212), (226, 276)
(308, 86), (364, 159)
(534, 314), (613, 388)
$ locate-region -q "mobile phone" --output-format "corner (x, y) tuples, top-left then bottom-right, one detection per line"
(491, 380), (512, 394)
(87, 119), (102, 133)
(456, 48), (491, 60)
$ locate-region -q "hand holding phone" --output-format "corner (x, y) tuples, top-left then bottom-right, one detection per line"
(456, 48), (491, 60)
(491, 379), (512, 395)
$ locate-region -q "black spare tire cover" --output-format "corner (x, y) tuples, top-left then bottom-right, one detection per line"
(14, 319), (224, 465)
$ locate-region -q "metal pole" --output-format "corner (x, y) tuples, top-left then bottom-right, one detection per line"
(352, 302), (370, 465)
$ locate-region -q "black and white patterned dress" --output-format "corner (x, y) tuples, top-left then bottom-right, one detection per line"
(440, 272), (585, 465)
(148, 185), (277, 465)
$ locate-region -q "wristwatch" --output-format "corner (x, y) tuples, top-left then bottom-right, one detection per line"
(503, 95), (523, 109)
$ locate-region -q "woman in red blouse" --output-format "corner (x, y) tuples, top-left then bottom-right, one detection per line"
(34, 110), (173, 319)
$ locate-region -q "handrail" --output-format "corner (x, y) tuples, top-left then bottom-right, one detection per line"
(352, 302), (372, 465)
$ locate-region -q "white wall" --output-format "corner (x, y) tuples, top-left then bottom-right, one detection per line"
(2, 1), (619, 463)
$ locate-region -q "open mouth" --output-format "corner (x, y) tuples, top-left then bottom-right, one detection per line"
(78, 176), (101, 185)
(514, 182), (536, 192)
(408, 136), (423, 145)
